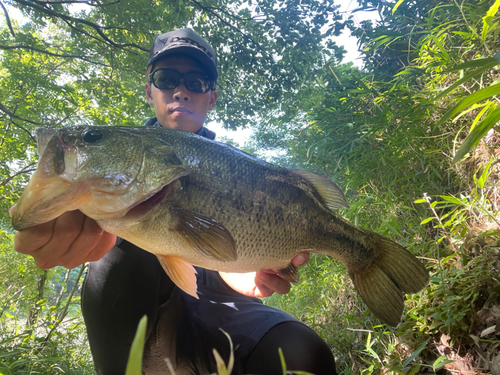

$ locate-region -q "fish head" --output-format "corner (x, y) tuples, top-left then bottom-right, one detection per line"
(12, 126), (186, 230)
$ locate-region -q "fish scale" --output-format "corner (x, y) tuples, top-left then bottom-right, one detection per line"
(12, 125), (429, 326)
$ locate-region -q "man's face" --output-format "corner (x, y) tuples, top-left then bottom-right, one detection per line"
(145, 55), (218, 133)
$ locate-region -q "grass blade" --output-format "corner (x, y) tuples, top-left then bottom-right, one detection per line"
(125, 315), (148, 375)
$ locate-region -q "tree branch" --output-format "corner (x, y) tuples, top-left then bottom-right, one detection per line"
(190, 0), (269, 58)
(11, 120), (38, 143)
(192, 1), (265, 22)
(40, 264), (86, 347)
(32, 0), (120, 6)
(0, 102), (46, 126)
(12, 0), (148, 51)
(0, 44), (111, 67)
(0, 1), (15, 38)
(0, 163), (36, 187)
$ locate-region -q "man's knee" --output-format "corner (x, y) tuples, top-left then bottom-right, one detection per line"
(245, 322), (336, 374)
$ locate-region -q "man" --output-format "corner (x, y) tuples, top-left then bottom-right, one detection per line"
(13, 28), (336, 374)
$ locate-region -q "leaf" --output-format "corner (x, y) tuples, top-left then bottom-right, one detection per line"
(477, 158), (494, 189)
(392, 0), (406, 14)
(446, 56), (499, 71)
(279, 347), (287, 375)
(403, 339), (429, 367)
(434, 60), (499, 101)
(453, 105), (500, 162)
(125, 315), (148, 375)
(437, 195), (463, 205)
(432, 355), (454, 370)
(420, 217), (435, 225)
(438, 83), (500, 126)
(481, 0), (500, 41)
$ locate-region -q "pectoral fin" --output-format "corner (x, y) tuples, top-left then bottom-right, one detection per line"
(157, 255), (199, 299)
(173, 207), (238, 262)
(290, 169), (349, 209)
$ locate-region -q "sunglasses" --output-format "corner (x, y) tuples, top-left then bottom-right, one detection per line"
(149, 68), (215, 93)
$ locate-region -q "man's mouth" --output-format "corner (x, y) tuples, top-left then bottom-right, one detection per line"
(169, 107), (191, 114)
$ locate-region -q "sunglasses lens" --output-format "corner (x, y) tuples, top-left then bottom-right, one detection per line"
(152, 69), (179, 90)
(185, 72), (212, 93)
(150, 69), (213, 93)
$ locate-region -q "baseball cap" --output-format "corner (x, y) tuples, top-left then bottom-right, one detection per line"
(148, 28), (218, 80)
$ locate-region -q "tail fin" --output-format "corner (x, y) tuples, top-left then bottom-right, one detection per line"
(349, 233), (429, 326)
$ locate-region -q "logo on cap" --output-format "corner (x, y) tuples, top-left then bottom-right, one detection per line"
(157, 37), (214, 60)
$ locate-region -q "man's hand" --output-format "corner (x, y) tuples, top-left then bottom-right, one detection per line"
(10, 206), (116, 269)
(219, 252), (310, 298)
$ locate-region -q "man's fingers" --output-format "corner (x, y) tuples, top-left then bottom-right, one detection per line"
(253, 283), (274, 298)
(8, 203), (17, 216)
(255, 272), (291, 295)
(31, 211), (86, 268)
(13, 211), (115, 270)
(86, 231), (116, 262)
(13, 220), (56, 255)
(52, 215), (115, 269)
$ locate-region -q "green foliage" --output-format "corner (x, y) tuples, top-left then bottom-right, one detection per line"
(259, 0), (500, 372)
(0, 0), (347, 372)
(2, 0), (500, 373)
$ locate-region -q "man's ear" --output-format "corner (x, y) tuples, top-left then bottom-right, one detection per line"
(145, 83), (154, 105)
(208, 90), (218, 110)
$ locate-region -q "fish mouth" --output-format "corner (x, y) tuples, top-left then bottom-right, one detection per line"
(124, 182), (177, 220)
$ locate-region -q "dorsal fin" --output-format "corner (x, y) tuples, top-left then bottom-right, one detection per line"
(290, 169), (349, 209)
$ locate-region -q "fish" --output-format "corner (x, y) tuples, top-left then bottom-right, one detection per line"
(11, 125), (429, 326)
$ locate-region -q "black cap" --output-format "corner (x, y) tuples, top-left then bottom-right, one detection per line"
(148, 28), (218, 80)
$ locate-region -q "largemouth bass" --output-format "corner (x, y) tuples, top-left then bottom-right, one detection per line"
(12, 126), (429, 326)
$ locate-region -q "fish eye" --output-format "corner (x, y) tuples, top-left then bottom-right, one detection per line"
(83, 129), (103, 143)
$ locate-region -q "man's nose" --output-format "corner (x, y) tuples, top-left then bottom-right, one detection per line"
(173, 82), (191, 102)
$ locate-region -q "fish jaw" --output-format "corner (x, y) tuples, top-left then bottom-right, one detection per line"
(11, 172), (91, 230)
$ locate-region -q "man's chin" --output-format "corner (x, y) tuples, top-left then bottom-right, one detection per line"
(158, 119), (203, 133)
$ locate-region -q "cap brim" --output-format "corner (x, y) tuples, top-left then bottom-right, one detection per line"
(149, 46), (218, 80)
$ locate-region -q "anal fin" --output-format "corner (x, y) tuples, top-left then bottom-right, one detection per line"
(157, 255), (199, 299)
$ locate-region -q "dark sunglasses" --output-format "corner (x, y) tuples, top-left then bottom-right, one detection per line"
(149, 68), (215, 93)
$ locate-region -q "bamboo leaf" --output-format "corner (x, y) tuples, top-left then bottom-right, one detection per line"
(420, 217), (435, 225)
(438, 196), (464, 205)
(453, 105), (500, 162)
(393, 0), (406, 14)
(438, 83), (500, 126)
(434, 61), (498, 101)
(481, 0), (500, 41)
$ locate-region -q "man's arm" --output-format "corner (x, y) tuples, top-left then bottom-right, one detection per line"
(219, 252), (310, 298)
(10, 207), (116, 269)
